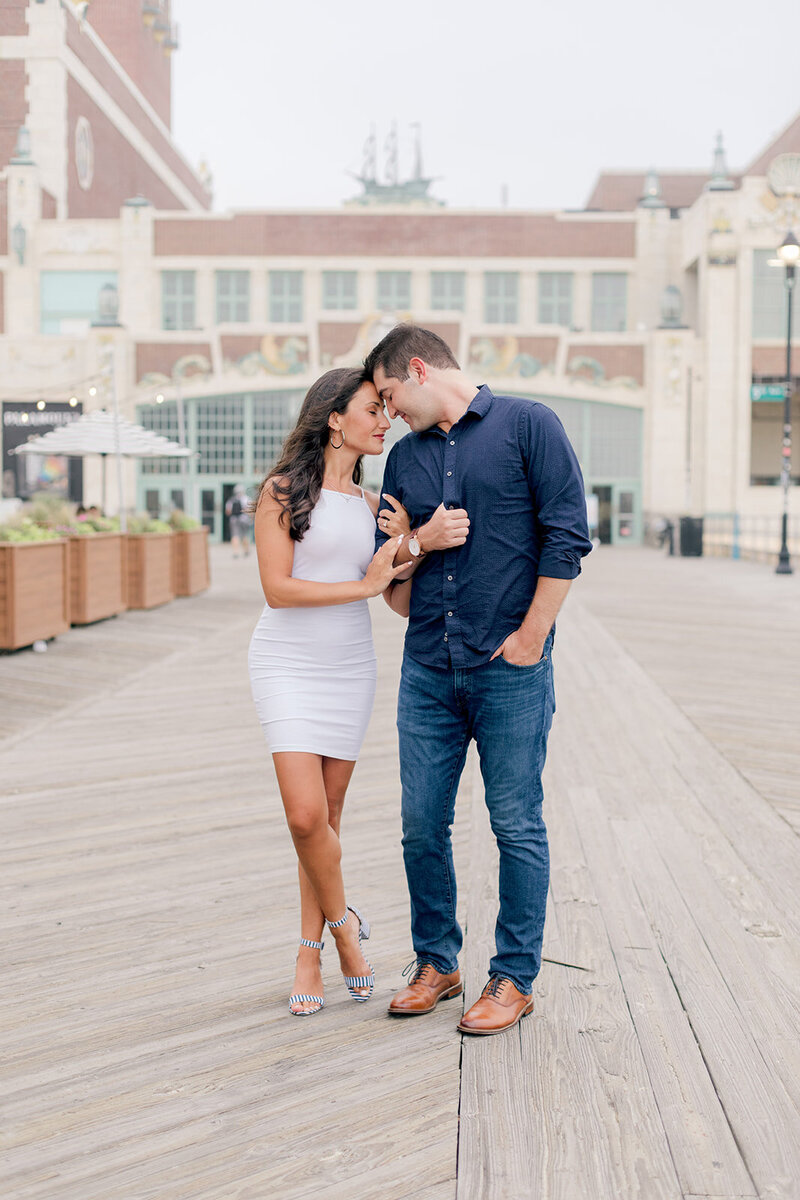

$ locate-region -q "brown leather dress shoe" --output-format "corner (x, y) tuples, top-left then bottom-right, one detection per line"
(457, 976), (534, 1035)
(387, 962), (463, 1016)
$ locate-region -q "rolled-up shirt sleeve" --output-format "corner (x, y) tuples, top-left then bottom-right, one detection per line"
(520, 406), (593, 579)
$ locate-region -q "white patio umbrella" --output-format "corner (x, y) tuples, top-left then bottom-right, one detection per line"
(13, 409), (194, 530)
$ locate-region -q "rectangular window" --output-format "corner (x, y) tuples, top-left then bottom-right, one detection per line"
(216, 271), (250, 323)
(484, 272), (519, 323)
(322, 271), (358, 310)
(196, 395), (245, 474)
(377, 270), (411, 311)
(138, 401), (181, 475)
(591, 273), (627, 332)
(538, 272), (573, 326)
(40, 271), (119, 335)
(269, 271), (303, 322)
(252, 390), (301, 474)
(752, 249), (800, 338)
(430, 271), (465, 311)
(162, 270), (196, 331)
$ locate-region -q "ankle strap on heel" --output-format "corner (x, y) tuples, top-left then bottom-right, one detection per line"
(299, 937), (324, 950)
(326, 911), (349, 930)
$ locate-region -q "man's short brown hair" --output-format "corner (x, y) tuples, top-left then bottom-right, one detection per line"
(364, 323), (459, 382)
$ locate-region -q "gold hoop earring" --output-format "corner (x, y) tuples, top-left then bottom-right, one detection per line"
(329, 430), (345, 449)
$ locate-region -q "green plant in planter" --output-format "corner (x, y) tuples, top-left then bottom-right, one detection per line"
(168, 509), (200, 531)
(86, 515), (118, 533)
(126, 514), (173, 535)
(0, 517), (61, 543)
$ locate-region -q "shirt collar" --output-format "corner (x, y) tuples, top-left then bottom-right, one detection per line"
(418, 384), (495, 436)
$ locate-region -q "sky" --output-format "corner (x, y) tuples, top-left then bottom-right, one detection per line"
(170, 0), (800, 214)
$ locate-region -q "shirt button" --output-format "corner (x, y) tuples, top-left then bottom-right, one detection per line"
(447, 575), (453, 581)
(447, 611), (453, 617)
(444, 634), (448, 642)
(446, 471), (452, 477)
(450, 440), (455, 446)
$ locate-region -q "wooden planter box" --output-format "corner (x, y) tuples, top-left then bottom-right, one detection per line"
(171, 527), (210, 597)
(68, 533), (127, 625)
(0, 539), (70, 651)
(124, 533), (175, 610)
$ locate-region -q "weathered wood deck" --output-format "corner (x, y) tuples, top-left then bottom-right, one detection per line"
(2, 545), (799, 1199)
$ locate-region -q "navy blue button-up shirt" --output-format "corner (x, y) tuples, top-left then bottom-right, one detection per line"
(375, 386), (592, 669)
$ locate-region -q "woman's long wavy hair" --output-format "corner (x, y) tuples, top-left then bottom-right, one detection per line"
(256, 367), (367, 541)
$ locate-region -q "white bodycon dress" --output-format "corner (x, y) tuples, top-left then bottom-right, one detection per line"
(248, 489), (378, 760)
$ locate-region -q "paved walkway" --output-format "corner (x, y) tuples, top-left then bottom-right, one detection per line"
(1, 545), (799, 1199)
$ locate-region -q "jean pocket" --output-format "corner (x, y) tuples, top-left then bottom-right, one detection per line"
(499, 650), (548, 670)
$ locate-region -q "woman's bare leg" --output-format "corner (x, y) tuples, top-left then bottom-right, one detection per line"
(274, 752), (370, 1002)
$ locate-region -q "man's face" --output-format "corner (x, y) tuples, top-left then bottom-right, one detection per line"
(373, 365), (436, 432)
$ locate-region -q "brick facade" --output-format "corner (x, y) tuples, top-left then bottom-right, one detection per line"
(154, 213), (637, 259)
(77, 0), (173, 129)
(65, 10), (209, 211)
(0, 59), (28, 173)
(0, 4), (27, 36)
(0, 179), (7, 256)
(67, 76), (189, 217)
(751, 345), (799, 376)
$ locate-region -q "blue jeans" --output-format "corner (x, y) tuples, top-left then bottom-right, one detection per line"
(396, 634), (555, 995)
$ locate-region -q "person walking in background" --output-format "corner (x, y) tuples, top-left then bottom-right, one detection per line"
(249, 367), (410, 1017)
(368, 325), (593, 1036)
(226, 484), (252, 557)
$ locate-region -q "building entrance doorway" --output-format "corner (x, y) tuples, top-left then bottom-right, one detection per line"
(590, 483), (640, 545)
(592, 486), (612, 544)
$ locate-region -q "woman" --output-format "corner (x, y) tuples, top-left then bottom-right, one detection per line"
(249, 367), (410, 1016)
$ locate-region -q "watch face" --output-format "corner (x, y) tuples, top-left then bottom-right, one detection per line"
(409, 536), (420, 557)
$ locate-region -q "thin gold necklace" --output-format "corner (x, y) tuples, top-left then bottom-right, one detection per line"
(323, 479), (360, 500)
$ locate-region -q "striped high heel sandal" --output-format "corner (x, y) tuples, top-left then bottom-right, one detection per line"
(327, 906), (374, 1002)
(287, 937), (325, 1017)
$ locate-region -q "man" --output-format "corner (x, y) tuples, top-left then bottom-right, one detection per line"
(225, 484), (252, 558)
(366, 324), (592, 1036)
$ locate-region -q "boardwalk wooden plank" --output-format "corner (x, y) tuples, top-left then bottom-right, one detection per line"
(3, 546), (800, 1199)
(565, 784), (756, 1198)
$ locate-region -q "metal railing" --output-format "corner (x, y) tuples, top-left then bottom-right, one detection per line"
(645, 512), (800, 563)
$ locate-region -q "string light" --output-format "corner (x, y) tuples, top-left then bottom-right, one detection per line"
(88, 386), (97, 397)
(69, 397), (78, 408)
(36, 400), (46, 411)
(156, 393), (165, 404)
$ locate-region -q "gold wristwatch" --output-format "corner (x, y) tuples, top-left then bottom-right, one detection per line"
(408, 531), (426, 558)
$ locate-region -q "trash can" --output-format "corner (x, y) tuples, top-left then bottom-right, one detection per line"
(679, 516), (703, 557)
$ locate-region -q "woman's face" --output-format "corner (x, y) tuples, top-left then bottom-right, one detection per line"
(333, 382), (391, 455)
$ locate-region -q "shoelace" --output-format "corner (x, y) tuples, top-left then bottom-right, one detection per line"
(401, 959), (438, 986)
(483, 975), (509, 998)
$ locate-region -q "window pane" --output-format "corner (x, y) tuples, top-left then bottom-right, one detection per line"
(484, 272), (518, 323)
(270, 271), (304, 322)
(538, 272), (573, 326)
(40, 271), (119, 335)
(323, 271), (357, 310)
(138, 401), (182, 474)
(252, 389), (303, 473)
(162, 271), (196, 331)
(591, 273), (627, 332)
(431, 271), (465, 311)
(753, 249), (800, 338)
(196, 395), (245, 474)
(216, 271), (250, 323)
(377, 271), (411, 311)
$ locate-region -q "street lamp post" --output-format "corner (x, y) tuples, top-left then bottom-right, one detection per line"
(776, 231), (799, 574)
